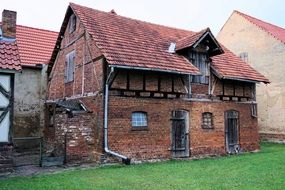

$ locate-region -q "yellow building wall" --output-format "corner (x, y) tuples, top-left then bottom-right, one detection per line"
(217, 12), (285, 140)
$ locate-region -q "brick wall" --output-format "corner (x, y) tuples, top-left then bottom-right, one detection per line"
(47, 17), (104, 100)
(106, 96), (259, 161)
(45, 96), (104, 163)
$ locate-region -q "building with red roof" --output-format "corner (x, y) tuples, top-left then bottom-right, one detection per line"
(0, 9), (57, 167)
(46, 3), (268, 164)
(218, 10), (285, 142)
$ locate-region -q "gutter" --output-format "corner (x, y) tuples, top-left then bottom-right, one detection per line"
(104, 66), (131, 165)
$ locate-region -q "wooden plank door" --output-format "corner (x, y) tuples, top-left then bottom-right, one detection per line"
(0, 74), (13, 143)
(225, 110), (240, 153)
(171, 110), (189, 158)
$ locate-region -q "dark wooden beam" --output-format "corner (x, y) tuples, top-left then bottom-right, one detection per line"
(243, 83), (245, 97)
(222, 80), (225, 96)
(233, 80), (236, 96)
(143, 72), (146, 91)
(172, 75), (175, 93)
(158, 74), (161, 91)
(109, 70), (119, 88)
(126, 71), (130, 90)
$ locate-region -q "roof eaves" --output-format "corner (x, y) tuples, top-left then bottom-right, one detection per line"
(110, 64), (200, 75)
(211, 65), (269, 84)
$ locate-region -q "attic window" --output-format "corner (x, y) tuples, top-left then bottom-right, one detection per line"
(69, 14), (77, 33)
(65, 50), (75, 83)
(190, 52), (209, 84)
(239, 52), (248, 63)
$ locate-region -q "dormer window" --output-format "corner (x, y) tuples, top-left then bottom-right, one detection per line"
(189, 51), (209, 84)
(69, 14), (77, 33)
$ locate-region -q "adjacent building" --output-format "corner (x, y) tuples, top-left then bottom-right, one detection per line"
(0, 9), (57, 168)
(217, 11), (285, 142)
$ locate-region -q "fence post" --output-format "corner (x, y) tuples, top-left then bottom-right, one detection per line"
(39, 137), (43, 167)
(64, 133), (67, 164)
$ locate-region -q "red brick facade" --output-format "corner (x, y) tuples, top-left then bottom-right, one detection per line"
(46, 5), (262, 164)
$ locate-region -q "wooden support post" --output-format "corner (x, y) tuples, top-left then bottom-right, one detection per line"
(188, 75), (192, 98)
(233, 80), (236, 97)
(222, 80), (225, 96)
(126, 71), (130, 90)
(143, 72), (146, 91)
(171, 75), (174, 93)
(158, 73), (161, 92)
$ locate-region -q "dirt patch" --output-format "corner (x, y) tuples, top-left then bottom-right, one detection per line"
(0, 162), (105, 179)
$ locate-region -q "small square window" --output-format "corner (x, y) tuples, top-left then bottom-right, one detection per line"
(132, 112), (147, 128)
(239, 52), (248, 63)
(202, 112), (213, 129)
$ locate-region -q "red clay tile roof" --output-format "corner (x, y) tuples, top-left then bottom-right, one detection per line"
(15, 25), (58, 66)
(212, 45), (269, 83)
(0, 40), (21, 71)
(176, 28), (208, 51)
(235, 10), (285, 44)
(50, 3), (268, 83)
(70, 3), (200, 74)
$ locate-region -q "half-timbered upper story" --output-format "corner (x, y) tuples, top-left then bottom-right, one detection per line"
(47, 3), (269, 103)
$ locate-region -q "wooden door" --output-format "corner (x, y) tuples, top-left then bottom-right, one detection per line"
(171, 110), (189, 158)
(0, 74), (13, 143)
(225, 110), (239, 153)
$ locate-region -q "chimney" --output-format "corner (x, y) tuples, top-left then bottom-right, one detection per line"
(1, 10), (17, 39)
(110, 9), (117, 15)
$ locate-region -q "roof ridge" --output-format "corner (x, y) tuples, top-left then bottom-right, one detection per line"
(70, 2), (195, 34)
(16, 24), (58, 34)
(177, 27), (209, 42)
(234, 10), (285, 44)
(234, 10), (285, 31)
(0, 21), (58, 34)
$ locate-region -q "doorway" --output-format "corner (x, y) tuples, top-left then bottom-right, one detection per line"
(171, 110), (189, 158)
(225, 110), (240, 153)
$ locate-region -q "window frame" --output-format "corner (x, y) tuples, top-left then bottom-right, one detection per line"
(189, 51), (210, 84)
(131, 111), (148, 129)
(65, 50), (75, 83)
(69, 14), (77, 33)
(251, 103), (257, 118)
(201, 112), (214, 129)
(239, 52), (248, 63)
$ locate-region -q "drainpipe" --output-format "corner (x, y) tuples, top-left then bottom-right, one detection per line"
(104, 66), (131, 165)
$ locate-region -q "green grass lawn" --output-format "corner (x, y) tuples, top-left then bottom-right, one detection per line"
(0, 142), (284, 190)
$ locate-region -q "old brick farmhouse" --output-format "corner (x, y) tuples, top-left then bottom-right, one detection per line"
(46, 3), (269, 164)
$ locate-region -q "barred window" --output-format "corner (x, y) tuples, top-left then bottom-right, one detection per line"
(202, 112), (213, 129)
(132, 112), (147, 127)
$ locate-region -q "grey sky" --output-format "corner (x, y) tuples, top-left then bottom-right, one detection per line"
(1, 0), (284, 35)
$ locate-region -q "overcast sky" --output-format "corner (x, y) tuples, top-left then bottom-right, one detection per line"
(1, 0), (284, 35)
